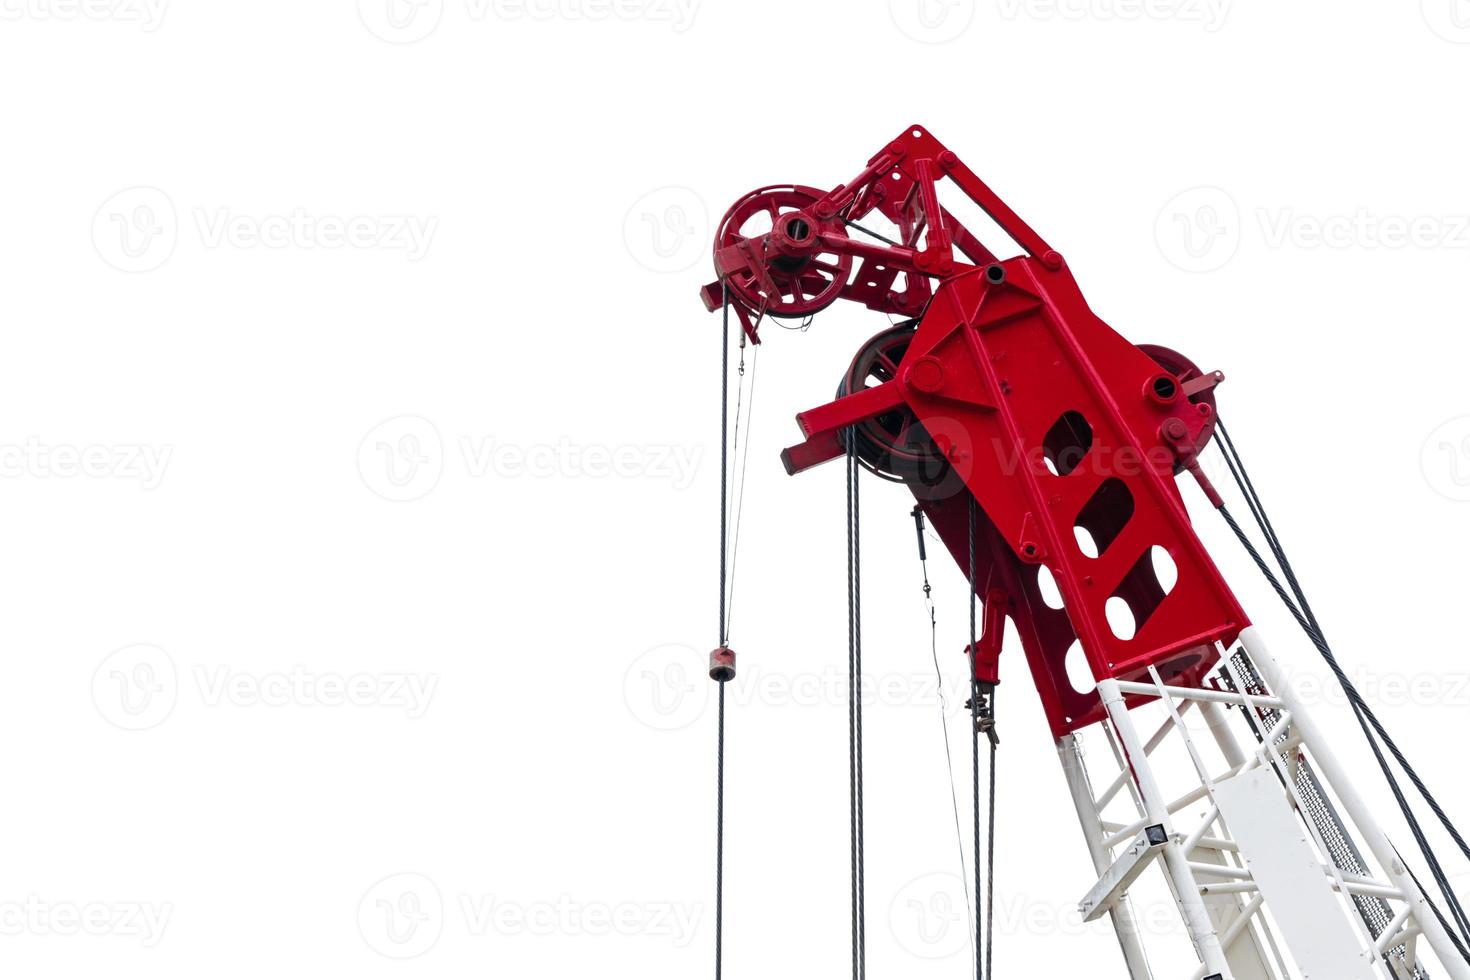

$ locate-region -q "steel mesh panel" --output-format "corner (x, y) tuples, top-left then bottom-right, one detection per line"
(1226, 648), (1426, 980)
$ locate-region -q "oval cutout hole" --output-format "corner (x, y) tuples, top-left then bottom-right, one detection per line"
(1064, 640), (1094, 694)
(1073, 478), (1135, 558)
(1151, 546), (1178, 595)
(1036, 565), (1065, 609)
(1042, 410), (1093, 477)
(1106, 596), (1137, 641)
(1074, 525), (1099, 559)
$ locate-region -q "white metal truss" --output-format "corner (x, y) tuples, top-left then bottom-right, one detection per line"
(1057, 626), (1469, 980)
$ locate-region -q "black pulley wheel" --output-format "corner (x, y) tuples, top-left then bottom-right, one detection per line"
(838, 322), (961, 499)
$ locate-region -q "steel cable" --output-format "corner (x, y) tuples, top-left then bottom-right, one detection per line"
(846, 430), (867, 980)
(913, 505), (978, 957)
(1215, 419), (1470, 958)
(968, 497), (985, 980)
(713, 283), (731, 980)
(986, 732), (996, 980)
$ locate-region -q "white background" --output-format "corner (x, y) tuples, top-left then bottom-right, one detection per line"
(1, 1), (1469, 977)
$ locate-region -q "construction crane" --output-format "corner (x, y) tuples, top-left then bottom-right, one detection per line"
(700, 124), (1470, 980)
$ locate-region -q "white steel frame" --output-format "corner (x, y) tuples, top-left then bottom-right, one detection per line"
(1057, 626), (1469, 980)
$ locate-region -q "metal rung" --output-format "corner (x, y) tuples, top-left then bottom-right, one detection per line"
(1078, 824), (1169, 923)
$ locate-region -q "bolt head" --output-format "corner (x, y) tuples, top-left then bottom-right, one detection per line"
(906, 357), (945, 394)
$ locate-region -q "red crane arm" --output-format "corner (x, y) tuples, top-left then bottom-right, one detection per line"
(701, 124), (1245, 737)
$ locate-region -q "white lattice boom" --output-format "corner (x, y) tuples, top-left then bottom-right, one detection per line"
(1059, 628), (1469, 980)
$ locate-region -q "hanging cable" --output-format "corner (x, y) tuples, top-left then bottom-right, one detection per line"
(846, 429), (866, 980)
(962, 499), (1001, 980)
(714, 682), (728, 977)
(986, 717), (997, 980)
(710, 278), (762, 980)
(967, 497), (984, 980)
(1213, 419), (1470, 957)
(913, 505), (977, 959)
(718, 285), (730, 647)
(724, 342), (760, 640)
(711, 283), (735, 980)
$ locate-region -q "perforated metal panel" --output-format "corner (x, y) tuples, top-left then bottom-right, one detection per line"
(1227, 649), (1427, 980)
